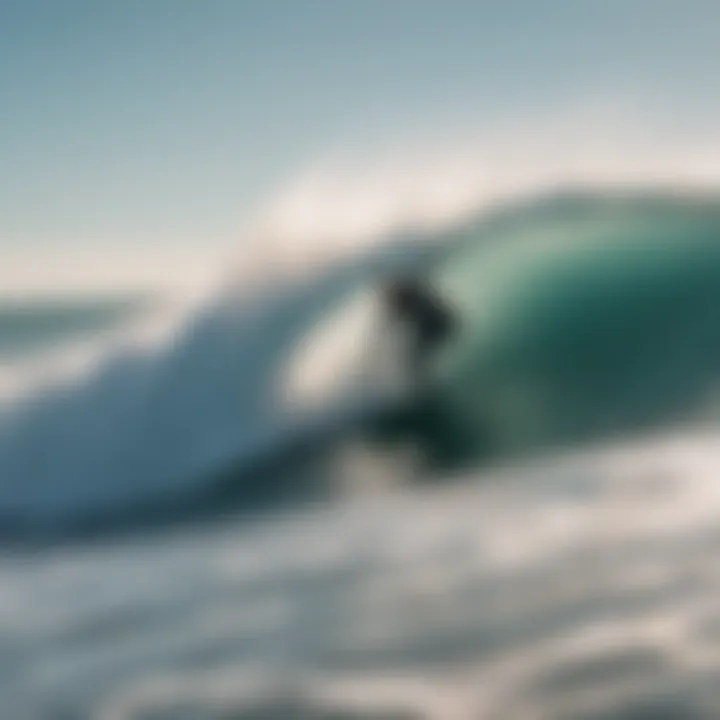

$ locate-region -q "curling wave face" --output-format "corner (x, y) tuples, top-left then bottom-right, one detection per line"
(377, 192), (720, 468)
(2, 191), (720, 539)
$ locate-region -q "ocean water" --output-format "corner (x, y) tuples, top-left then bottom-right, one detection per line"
(3, 189), (720, 718)
(0, 297), (152, 363)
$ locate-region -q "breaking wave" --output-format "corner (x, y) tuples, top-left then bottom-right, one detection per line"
(2, 130), (720, 539)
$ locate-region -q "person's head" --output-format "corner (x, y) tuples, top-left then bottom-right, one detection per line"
(381, 275), (411, 305)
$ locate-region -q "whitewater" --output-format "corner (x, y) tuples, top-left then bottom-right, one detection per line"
(4, 124), (720, 716)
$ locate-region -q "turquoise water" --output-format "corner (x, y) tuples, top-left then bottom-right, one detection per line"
(377, 194), (720, 468)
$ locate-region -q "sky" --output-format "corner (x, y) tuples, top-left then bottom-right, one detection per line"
(1, 0), (719, 295)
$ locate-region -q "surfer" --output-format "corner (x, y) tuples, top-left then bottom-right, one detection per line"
(381, 275), (456, 385)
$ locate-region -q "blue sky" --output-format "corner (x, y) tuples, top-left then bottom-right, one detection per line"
(1, 0), (718, 293)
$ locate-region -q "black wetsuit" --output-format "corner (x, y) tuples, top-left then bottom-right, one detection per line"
(383, 278), (456, 379)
